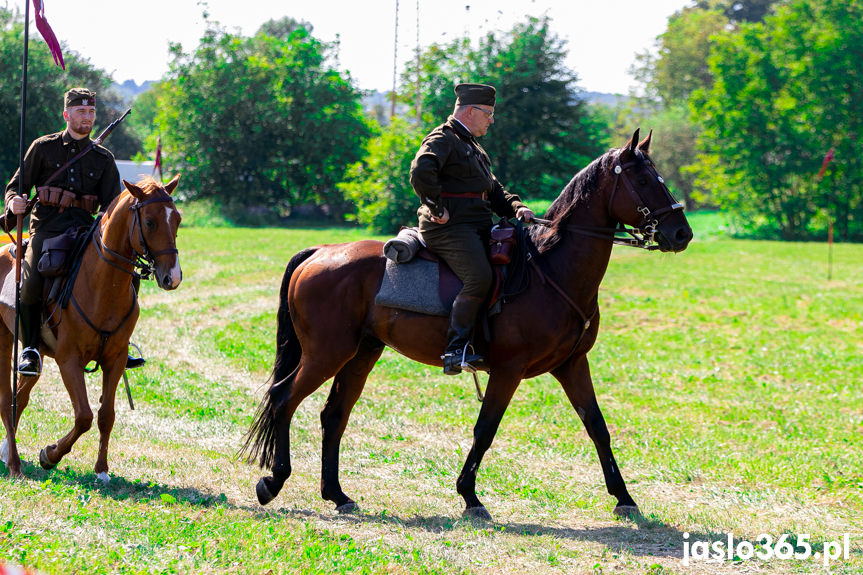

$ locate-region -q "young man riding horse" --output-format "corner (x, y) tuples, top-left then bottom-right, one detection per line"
(410, 83), (535, 375)
(3, 88), (144, 376)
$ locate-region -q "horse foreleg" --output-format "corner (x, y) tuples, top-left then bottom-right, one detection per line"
(41, 360), (93, 470)
(320, 339), (383, 513)
(456, 370), (521, 521)
(551, 356), (639, 517)
(94, 358), (124, 482)
(0, 329), (21, 476)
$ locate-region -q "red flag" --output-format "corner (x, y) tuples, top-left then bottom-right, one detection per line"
(152, 137), (163, 181)
(816, 147), (835, 180)
(32, 0), (64, 69)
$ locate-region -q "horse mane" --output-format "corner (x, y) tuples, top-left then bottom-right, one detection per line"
(128, 176), (164, 194)
(528, 150), (616, 253)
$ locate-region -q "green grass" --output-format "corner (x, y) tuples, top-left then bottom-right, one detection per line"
(1, 211), (861, 574)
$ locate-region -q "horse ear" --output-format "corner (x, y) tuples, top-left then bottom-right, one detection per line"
(638, 129), (653, 154)
(164, 174), (181, 195)
(124, 180), (146, 201)
(628, 128), (640, 152)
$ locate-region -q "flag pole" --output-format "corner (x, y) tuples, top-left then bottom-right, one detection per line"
(12, 0), (34, 442)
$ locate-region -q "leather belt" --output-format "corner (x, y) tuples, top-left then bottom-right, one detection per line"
(440, 192), (486, 199)
(36, 186), (98, 214)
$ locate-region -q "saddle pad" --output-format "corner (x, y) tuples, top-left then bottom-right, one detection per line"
(375, 257), (450, 317)
(0, 264), (15, 309)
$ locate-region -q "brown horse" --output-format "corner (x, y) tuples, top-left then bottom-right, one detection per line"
(0, 176), (182, 479)
(244, 130), (693, 520)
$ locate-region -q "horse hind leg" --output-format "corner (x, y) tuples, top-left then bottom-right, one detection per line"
(93, 357), (125, 483)
(250, 356), (349, 506)
(320, 338), (384, 513)
(0, 327), (21, 476)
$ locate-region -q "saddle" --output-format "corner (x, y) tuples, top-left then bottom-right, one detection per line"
(376, 218), (531, 317)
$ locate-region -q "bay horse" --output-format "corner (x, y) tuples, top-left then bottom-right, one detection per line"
(0, 176), (182, 480)
(244, 130), (692, 520)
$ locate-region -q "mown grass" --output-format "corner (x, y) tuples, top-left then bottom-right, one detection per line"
(1, 212), (861, 574)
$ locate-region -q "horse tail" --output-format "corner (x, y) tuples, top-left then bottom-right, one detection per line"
(242, 247), (318, 469)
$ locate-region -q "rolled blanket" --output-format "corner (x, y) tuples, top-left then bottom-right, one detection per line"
(383, 227), (425, 263)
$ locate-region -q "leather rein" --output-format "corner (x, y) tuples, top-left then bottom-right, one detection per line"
(64, 192), (177, 372)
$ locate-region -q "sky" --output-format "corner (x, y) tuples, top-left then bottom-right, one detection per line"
(9, 0), (691, 95)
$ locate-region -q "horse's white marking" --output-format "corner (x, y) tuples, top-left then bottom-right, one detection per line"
(165, 205), (182, 288)
(0, 437), (8, 463)
(96, 471), (111, 484)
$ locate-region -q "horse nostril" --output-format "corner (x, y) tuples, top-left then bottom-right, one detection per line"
(676, 227), (693, 243)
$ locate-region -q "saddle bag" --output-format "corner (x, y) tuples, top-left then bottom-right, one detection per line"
(489, 218), (517, 265)
(37, 228), (79, 277)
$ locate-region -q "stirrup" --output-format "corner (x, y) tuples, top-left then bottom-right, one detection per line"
(17, 347), (43, 377)
(126, 342), (146, 370)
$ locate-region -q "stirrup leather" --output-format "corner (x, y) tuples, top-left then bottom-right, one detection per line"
(17, 347), (43, 376)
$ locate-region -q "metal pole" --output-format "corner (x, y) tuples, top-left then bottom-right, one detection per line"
(827, 218), (833, 280)
(13, 0), (33, 438)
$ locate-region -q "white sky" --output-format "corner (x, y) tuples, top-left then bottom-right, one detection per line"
(9, 0), (690, 94)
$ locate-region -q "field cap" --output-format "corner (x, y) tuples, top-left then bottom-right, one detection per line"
(455, 83), (496, 106)
(65, 88), (96, 108)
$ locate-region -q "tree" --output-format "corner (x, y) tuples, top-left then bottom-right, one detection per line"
(155, 18), (371, 221)
(404, 16), (607, 201)
(690, 0), (863, 239)
(0, 7), (141, 182)
(338, 118), (423, 233)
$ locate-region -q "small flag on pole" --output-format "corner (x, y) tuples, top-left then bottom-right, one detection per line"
(816, 147), (835, 181)
(152, 136), (163, 181)
(32, 0), (64, 69)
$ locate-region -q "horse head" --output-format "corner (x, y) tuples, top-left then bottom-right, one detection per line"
(121, 175), (183, 290)
(607, 129), (693, 253)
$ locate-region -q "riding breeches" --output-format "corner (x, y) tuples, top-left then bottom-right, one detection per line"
(421, 223), (492, 299)
(19, 232), (48, 305)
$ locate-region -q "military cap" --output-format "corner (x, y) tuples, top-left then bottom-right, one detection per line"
(64, 88), (96, 108)
(454, 83), (496, 106)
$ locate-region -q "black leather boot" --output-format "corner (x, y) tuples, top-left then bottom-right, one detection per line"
(17, 303), (42, 376)
(442, 294), (487, 375)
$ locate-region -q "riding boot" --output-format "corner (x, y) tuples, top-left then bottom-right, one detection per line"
(17, 303), (43, 376)
(442, 294), (487, 375)
(126, 277), (146, 370)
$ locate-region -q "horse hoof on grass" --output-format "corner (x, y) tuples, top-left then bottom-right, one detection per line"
(613, 505), (640, 519)
(39, 448), (56, 471)
(95, 472), (111, 484)
(335, 501), (358, 514)
(256, 477), (276, 506)
(463, 506), (492, 521)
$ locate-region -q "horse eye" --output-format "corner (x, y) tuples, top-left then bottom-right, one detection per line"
(144, 218), (156, 230)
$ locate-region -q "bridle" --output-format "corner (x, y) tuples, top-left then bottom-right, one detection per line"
(94, 192), (178, 280)
(541, 150), (685, 250)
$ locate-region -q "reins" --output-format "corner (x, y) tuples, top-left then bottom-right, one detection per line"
(54, 190), (177, 372)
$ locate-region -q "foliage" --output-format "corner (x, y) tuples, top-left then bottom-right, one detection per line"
(695, 0), (781, 22)
(404, 16), (608, 201)
(0, 7), (141, 184)
(690, 0), (863, 240)
(154, 17), (371, 221)
(338, 117), (424, 234)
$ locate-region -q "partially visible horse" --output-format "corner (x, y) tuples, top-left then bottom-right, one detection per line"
(0, 176), (183, 479)
(244, 130), (692, 519)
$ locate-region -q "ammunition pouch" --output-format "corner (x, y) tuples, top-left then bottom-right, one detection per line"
(489, 218), (517, 265)
(36, 186), (98, 214)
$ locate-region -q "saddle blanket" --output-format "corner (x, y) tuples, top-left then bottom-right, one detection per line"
(375, 257), (451, 317)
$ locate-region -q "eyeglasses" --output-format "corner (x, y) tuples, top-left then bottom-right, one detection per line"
(470, 106), (494, 119)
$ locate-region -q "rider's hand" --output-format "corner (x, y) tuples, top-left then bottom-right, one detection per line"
(430, 207), (450, 225)
(9, 195), (28, 215)
(516, 207), (535, 223)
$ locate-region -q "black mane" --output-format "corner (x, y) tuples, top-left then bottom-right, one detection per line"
(528, 150), (616, 253)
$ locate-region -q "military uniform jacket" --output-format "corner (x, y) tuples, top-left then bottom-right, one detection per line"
(410, 117), (526, 233)
(4, 129), (120, 235)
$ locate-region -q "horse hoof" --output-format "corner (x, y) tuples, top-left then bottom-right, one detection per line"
(39, 448), (57, 470)
(256, 477), (276, 506)
(613, 504), (640, 519)
(463, 505), (492, 521)
(335, 501), (358, 514)
(95, 472), (111, 484)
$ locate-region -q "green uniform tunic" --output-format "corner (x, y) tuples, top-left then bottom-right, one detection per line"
(4, 129), (120, 304)
(410, 117), (525, 298)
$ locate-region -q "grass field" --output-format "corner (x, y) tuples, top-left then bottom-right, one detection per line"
(1, 212), (861, 574)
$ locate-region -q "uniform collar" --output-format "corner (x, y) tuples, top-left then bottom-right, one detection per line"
(62, 129), (91, 146)
(447, 116), (475, 140)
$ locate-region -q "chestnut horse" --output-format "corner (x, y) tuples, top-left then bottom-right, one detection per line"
(0, 176), (182, 479)
(244, 130), (693, 520)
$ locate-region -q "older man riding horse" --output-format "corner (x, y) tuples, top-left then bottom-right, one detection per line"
(244, 130), (692, 520)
